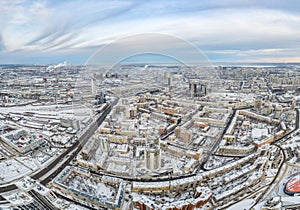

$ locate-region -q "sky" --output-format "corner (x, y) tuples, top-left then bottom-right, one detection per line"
(0, 0), (300, 64)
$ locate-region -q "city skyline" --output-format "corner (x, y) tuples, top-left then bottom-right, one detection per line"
(1, 1), (300, 209)
(1, 0), (300, 64)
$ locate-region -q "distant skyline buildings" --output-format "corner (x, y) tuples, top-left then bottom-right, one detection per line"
(0, 0), (300, 64)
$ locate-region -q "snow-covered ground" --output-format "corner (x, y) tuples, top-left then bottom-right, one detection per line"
(0, 159), (32, 184)
(64, 204), (90, 210)
(223, 199), (255, 210)
(15, 157), (40, 171)
(0, 147), (64, 185)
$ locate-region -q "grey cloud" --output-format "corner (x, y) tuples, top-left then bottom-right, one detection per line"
(0, 35), (5, 51)
(24, 1), (140, 51)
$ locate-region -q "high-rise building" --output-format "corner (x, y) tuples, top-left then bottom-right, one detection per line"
(263, 102), (272, 115)
(292, 99), (297, 110)
(144, 136), (161, 171)
(91, 77), (97, 96)
(189, 80), (206, 98)
(168, 77), (172, 87)
(254, 97), (262, 111)
(95, 92), (106, 105)
(190, 83), (197, 98)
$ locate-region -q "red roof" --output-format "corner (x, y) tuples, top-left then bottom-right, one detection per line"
(285, 173), (300, 193)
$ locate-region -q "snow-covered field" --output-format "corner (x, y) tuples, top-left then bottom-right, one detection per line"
(0, 159), (32, 184)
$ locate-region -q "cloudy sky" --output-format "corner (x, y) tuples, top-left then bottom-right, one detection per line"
(1, 0), (300, 64)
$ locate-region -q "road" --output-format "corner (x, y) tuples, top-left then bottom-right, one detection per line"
(200, 108), (237, 171)
(252, 109), (300, 207)
(273, 108), (299, 145)
(40, 104), (111, 185)
(0, 104), (111, 192)
(0, 103), (298, 207)
(250, 143), (287, 208)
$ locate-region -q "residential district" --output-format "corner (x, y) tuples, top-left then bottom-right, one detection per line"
(0, 63), (300, 210)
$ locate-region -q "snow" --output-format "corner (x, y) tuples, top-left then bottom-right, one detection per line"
(0, 159), (32, 184)
(97, 182), (114, 198)
(281, 196), (300, 205)
(64, 204), (90, 210)
(227, 199), (255, 210)
(15, 157), (40, 171)
(252, 128), (268, 139)
(2, 191), (33, 206)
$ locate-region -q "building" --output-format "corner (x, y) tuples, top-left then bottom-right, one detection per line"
(284, 173), (300, 196)
(254, 97), (262, 111)
(263, 103), (272, 115)
(189, 80), (207, 98)
(81, 136), (99, 160)
(132, 186), (212, 210)
(0, 128), (45, 154)
(95, 92), (106, 105)
(99, 136), (109, 152)
(145, 136), (161, 171)
(91, 77), (97, 96)
(261, 197), (282, 210)
(13, 177), (65, 210)
(292, 99), (297, 109)
(190, 82), (197, 98)
(60, 117), (80, 131)
(52, 166), (125, 210)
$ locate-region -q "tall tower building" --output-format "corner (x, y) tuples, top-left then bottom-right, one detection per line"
(263, 102), (272, 115)
(168, 77), (172, 87)
(190, 83), (197, 98)
(292, 99), (297, 110)
(189, 80), (206, 98)
(144, 136), (161, 171)
(254, 97), (262, 111)
(95, 92), (106, 105)
(91, 77), (97, 96)
(274, 105), (282, 119)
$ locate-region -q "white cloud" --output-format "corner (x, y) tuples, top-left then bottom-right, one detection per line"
(208, 48), (283, 55)
(1, 0), (300, 63)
